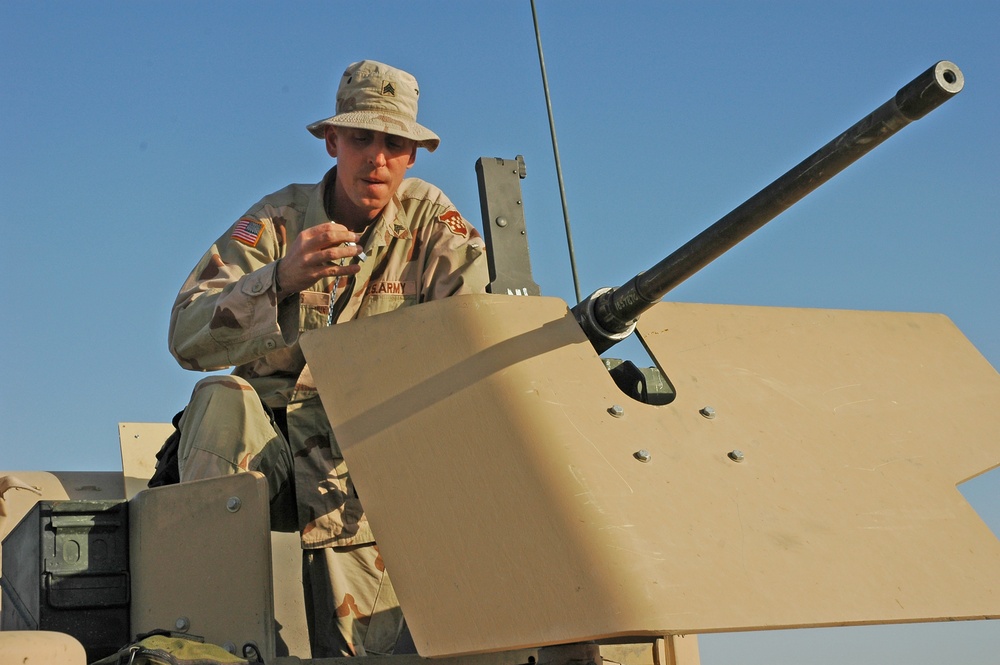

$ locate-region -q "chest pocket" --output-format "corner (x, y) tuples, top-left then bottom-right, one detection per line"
(299, 290), (332, 332)
(359, 280), (418, 318)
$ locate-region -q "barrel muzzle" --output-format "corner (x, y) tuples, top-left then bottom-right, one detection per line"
(572, 61), (964, 354)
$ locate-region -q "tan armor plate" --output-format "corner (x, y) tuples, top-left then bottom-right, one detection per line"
(302, 294), (1000, 657)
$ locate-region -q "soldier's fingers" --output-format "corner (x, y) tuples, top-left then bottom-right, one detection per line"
(316, 243), (364, 265)
(324, 262), (362, 277)
(304, 224), (360, 249)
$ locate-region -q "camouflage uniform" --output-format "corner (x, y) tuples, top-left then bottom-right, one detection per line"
(169, 166), (488, 655)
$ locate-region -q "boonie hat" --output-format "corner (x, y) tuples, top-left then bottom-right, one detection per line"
(307, 60), (440, 152)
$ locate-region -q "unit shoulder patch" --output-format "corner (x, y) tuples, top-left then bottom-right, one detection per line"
(437, 210), (469, 237)
(232, 217), (265, 247)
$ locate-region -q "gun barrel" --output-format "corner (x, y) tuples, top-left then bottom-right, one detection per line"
(574, 61), (964, 354)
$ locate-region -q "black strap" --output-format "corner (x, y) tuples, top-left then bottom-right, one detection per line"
(147, 410), (184, 488)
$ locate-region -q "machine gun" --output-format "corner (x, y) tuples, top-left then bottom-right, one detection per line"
(447, 59), (963, 360)
(476, 61), (964, 405)
(571, 61), (964, 352)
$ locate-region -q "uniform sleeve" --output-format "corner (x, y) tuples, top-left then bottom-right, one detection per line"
(168, 214), (295, 371)
(419, 206), (490, 302)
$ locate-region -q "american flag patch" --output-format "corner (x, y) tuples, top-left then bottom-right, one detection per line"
(232, 218), (265, 247)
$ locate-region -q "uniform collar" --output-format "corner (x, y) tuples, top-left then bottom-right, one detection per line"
(303, 167), (337, 231)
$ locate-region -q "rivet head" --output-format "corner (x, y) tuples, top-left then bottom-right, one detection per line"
(223, 642), (237, 655)
(495, 217), (508, 227)
(226, 496), (242, 512)
(175, 616), (190, 631)
(634, 449), (651, 463)
(728, 449), (745, 463)
(608, 404), (625, 418)
(699, 406), (716, 419)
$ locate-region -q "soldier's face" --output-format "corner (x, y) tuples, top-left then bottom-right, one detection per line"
(327, 127), (416, 225)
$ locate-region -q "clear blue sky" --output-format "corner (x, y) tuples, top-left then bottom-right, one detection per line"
(2, 2), (998, 663)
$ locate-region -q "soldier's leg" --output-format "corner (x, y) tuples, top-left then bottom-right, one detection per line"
(301, 544), (404, 658)
(177, 375), (296, 531)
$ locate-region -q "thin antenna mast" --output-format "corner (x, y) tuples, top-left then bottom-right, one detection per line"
(530, 0), (582, 304)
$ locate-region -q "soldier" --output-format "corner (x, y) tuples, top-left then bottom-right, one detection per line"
(167, 60), (489, 657)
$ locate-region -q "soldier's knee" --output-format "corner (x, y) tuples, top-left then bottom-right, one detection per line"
(190, 374), (256, 398)
(185, 375), (260, 417)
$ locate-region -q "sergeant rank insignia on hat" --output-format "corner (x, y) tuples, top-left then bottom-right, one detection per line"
(232, 217), (265, 247)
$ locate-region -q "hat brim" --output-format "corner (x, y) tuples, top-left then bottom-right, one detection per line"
(307, 111), (440, 152)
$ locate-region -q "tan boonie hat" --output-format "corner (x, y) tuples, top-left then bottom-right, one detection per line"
(307, 60), (440, 152)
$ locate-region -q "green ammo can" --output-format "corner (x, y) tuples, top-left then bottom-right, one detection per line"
(1, 500), (129, 662)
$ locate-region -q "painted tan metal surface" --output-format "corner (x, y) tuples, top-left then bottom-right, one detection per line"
(602, 638), (701, 665)
(119, 422), (174, 500)
(129, 473), (275, 658)
(118, 423), (312, 658)
(268, 530), (312, 658)
(653, 635), (701, 665)
(301, 294), (1000, 657)
(0, 630), (87, 664)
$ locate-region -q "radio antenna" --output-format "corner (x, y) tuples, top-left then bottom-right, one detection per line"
(530, 0), (582, 304)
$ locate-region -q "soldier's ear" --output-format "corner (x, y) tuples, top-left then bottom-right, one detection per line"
(406, 144), (416, 169)
(325, 127), (338, 159)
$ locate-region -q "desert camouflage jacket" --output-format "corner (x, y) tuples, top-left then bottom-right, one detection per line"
(169, 167), (488, 546)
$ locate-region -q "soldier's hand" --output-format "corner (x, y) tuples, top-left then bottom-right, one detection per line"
(276, 223), (364, 298)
